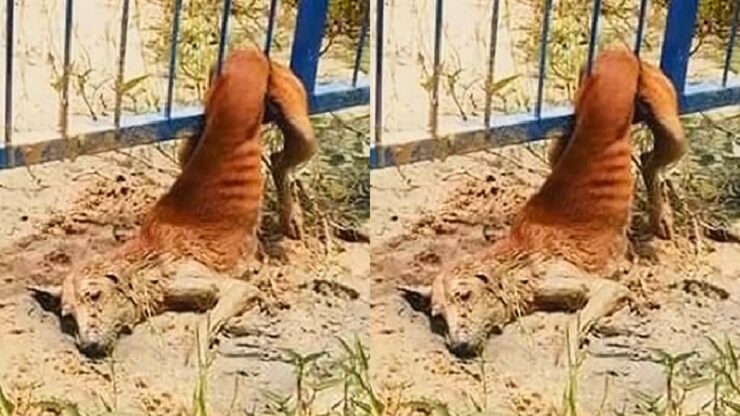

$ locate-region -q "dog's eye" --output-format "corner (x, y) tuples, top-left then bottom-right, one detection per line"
(475, 273), (489, 284)
(82, 286), (102, 302)
(104, 273), (119, 284)
(456, 289), (472, 302)
(86, 288), (102, 302)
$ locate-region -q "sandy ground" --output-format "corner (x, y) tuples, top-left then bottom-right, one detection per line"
(0, 1), (370, 413)
(369, 133), (740, 414)
(0, 134), (369, 414)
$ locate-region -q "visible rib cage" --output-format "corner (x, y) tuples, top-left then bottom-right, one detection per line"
(498, 49), (685, 272)
(40, 48), (316, 357)
(121, 47), (316, 273)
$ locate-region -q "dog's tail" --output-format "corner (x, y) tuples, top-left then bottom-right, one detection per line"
(636, 61), (687, 167)
(264, 60), (317, 239)
(265, 61), (317, 172)
(177, 50), (316, 171)
(636, 60), (687, 239)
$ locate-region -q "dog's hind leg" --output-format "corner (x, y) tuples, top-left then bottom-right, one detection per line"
(266, 63), (317, 240)
(637, 62), (687, 240)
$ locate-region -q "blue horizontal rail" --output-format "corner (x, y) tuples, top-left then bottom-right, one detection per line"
(370, 82), (740, 169)
(0, 81), (369, 170)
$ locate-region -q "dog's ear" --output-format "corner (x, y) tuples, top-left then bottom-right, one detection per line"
(398, 285), (433, 314)
(28, 284), (62, 314)
(636, 62), (687, 166)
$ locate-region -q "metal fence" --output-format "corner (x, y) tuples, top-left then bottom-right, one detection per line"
(0, 0), (370, 170)
(370, 0), (740, 169)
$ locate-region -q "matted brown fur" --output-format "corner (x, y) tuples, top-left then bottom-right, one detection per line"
(137, 49), (269, 272)
(33, 47), (317, 357)
(493, 49), (683, 273)
(402, 48), (687, 357)
(118, 47), (315, 273)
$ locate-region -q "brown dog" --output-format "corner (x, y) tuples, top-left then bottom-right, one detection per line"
(29, 48), (316, 358)
(401, 48), (686, 357)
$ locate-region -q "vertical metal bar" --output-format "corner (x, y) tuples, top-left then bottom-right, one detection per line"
(429, 0), (443, 137)
(634, 0), (649, 56)
(484, 0), (500, 128)
(165, 0), (183, 120)
(264, 0), (279, 56)
(659, 0), (699, 97)
(289, 0), (330, 95)
(352, 0), (370, 87)
(60, 0), (74, 137)
(586, 0), (601, 75)
(723, 0), (740, 87)
(535, 0), (553, 119)
(114, 0), (131, 129)
(4, 0), (14, 144)
(215, 0), (232, 76)
(374, 0), (384, 145)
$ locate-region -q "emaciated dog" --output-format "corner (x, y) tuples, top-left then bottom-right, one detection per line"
(30, 47), (316, 358)
(400, 48), (687, 358)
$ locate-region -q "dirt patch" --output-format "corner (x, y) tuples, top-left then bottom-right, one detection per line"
(370, 142), (740, 414)
(0, 138), (369, 414)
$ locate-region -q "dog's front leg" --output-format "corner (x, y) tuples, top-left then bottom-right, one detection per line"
(189, 279), (261, 364)
(560, 279), (630, 364)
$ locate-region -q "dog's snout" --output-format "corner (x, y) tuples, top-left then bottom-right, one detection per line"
(77, 339), (108, 358)
(448, 340), (480, 358)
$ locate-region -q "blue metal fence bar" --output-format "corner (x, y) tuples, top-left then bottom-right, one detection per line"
(4, 0), (14, 144)
(290, 0), (329, 94)
(352, 1), (369, 87)
(374, 0), (384, 145)
(114, 0), (131, 129)
(165, 0), (183, 120)
(373, 108), (573, 168)
(634, 0), (649, 56)
(60, 0), (74, 137)
(264, 0), (279, 55)
(429, 0), (443, 137)
(0, 81), (368, 170)
(484, 0), (500, 128)
(215, 0), (232, 76)
(370, 81), (740, 169)
(586, 0), (602, 75)
(659, 0), (699, 96)
(313, 80), (369, 112)
(723, 0), (740, 87)
(534, 0), (553, 119)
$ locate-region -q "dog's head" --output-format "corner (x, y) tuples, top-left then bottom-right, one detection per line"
(30, 255), (143, 358)
(399, 253), (527, 358)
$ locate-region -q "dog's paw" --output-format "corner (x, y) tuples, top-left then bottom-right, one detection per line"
(651, 214), (673, 240)
(281, 213), (303, 240)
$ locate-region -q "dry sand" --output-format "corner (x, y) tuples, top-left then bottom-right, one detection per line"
(0, 2), (370, 409)
(0, 140), (370, 414)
